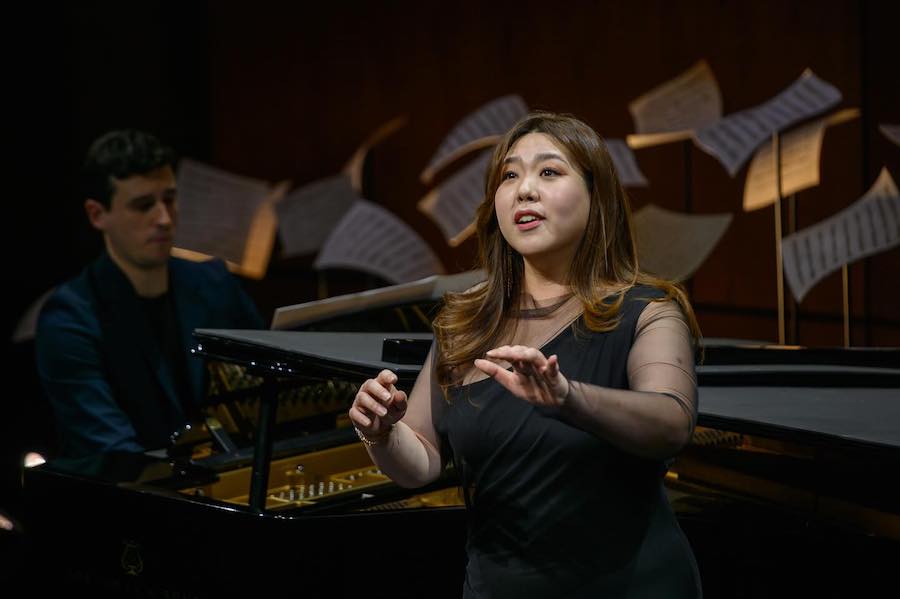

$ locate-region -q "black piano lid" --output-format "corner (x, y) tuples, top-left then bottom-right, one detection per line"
(700, 339), (900, 369)
(192, 330), (900, 456)
(192, 329), (432, 383)
(33, 451), (219, 489)
(697, 386), (900, 457)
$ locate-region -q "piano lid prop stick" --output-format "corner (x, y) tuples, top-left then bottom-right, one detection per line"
(249, 376), (278, 513)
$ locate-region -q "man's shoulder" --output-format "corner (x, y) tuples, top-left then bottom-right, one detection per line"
(36, 273), (100, 339)
(169, 256), (262, 326)
(169, 257), (252, 308)
(42, 267), (96, 314)
(170, 256), (231, 283)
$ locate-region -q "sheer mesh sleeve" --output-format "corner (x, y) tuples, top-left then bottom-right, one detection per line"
(400, 342), (445, 459)
(626, 300), (698, 432)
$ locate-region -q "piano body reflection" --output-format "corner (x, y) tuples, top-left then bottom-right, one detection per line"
(21, 276), (900, 598)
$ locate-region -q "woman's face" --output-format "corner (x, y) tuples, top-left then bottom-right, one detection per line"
(494, 132), (591, 268)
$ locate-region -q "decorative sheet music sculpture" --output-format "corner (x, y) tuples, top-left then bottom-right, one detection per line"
(632, 204), (732, 282)
(173, 159), (290, 279)
(742, 108), (860, 211)
(879, 124), (900, 147)
(313, 200), (445, 285)
(782, 167), (900, 303)
(625, 62), (732, 286)
(417, 95), (528, 246)
(628, 66), (845, 344)
(627, 60), (723, 150)
(11, 287), (55, 343)
(419, 95), (528, 185)
(627, 65), (843, 179)
(276, 117), (406, 259)
(276, 174), (362, 258)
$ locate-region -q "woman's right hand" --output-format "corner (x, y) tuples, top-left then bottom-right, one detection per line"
(349, 369), (408, 442)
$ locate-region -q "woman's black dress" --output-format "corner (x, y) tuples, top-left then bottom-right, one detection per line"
(436, 286), (702, 598)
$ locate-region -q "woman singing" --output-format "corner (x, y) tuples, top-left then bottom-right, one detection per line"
(349, 111), (703, 598)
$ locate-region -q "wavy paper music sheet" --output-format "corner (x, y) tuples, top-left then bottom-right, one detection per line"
(344, 116), (407, 193)
(743, 108), (859, 211)
(418, 149), (492, 247)
(782, 168), (900, 302)
(173, 159), (286, 279)
(421, 95), (527, 183)
(276, 174), (360, 257)
(694, 70), (842, 177)
(880, 124), (900, 147)
(632, 204), (732, 282)
(628, 60), (722, 135)
(314, 200), (445, 284)
(605, 139), (648, 187)
(11, 287), (55, 343)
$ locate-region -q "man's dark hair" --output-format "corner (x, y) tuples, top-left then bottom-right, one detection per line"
(82, 130), (176, 207)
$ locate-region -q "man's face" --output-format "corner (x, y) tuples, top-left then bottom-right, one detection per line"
(86, 165), (178, 270)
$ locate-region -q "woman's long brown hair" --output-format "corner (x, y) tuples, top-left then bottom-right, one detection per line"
(433, 111), (702, 392)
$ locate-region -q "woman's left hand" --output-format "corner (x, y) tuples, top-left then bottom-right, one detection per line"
(474, 345), (570, 407)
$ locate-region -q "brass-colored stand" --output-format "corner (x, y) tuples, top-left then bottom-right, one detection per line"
(772, 132), (786, 345)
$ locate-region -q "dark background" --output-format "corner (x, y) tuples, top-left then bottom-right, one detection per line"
(7, 0), (900, 348)
(3, 0), (899, 551)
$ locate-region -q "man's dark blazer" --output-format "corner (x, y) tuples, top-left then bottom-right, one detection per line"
(35, 252), (264, 458)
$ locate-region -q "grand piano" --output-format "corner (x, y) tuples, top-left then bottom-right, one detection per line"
(21, 276), (900, 598)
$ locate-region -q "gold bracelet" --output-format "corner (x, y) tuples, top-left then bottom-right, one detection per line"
(355, 425), (393, 447)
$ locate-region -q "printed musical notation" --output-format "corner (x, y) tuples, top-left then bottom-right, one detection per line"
(606, 139), (648, 188)
(173, 159), (288, 279)
(276, 174), (360, 257)
(694, 70), (842, 177)
(314, 200), (445, 284)
(421, 94), (527, 184)
(782, 168), (900, 302)
(418, 149), (492, 247)
(743, 108), (859, 211)
(628, 60), (722, 136)
(632, 204), (732, 282)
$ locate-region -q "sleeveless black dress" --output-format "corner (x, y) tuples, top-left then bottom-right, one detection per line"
(435, 286), (702, 598)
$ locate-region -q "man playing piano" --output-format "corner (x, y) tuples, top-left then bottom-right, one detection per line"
(35, 130), (263, 459)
